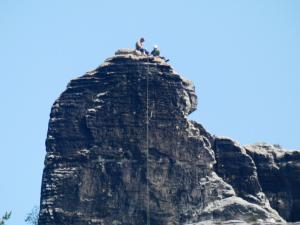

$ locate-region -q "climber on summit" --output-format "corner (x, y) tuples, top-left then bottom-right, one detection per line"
(135, 37), (149, 55)
(150, 45), (160, 56)
(151, 45), (169, 62)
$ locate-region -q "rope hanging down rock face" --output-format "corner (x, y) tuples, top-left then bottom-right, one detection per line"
(146, 58), (150, 225)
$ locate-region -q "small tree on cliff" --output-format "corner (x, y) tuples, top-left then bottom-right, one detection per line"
(0, 211), (11, 225)
(25, 206), (39, 225)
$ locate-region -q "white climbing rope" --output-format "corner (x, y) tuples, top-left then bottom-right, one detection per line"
(146, 57), (150, 225)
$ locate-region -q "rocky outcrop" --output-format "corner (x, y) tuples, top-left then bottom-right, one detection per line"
(39, 49), (290, 225)
(213, 138), (271, 206)
(245, 143), (300, 222)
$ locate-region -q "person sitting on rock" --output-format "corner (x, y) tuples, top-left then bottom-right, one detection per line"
(135, 37), (149, 55)
(151, 45), (169, 62)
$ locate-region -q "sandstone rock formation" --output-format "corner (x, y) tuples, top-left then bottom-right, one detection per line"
(211, 137), (300, 223)
(213, 138), (272, 207)
(38, 49), (298, 225)
(245, 143), (300, 222)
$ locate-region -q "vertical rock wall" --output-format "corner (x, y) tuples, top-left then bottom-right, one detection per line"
(39, 50), (288, 225)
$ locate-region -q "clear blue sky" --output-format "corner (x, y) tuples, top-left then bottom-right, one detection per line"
(1, 1), (299, 224)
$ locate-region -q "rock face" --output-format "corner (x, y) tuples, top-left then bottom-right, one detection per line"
(39, 49), (296, 225)
(213, 137), (270, 207)
(245, 143), (300, 222)
(211, 137), (300, 222)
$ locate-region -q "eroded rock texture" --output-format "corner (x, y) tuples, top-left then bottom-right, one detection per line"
(245, 143), (300, 222)
(213, 138), (271, 206)
(39, 49), (294, 225)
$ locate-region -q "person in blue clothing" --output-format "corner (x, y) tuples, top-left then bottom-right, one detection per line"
(135, 37), (149, 55)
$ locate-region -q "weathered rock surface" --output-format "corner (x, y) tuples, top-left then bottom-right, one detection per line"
(38, 49), (297, 225)
(245, 143), (300, 222)
(213, 137), (267, 205)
